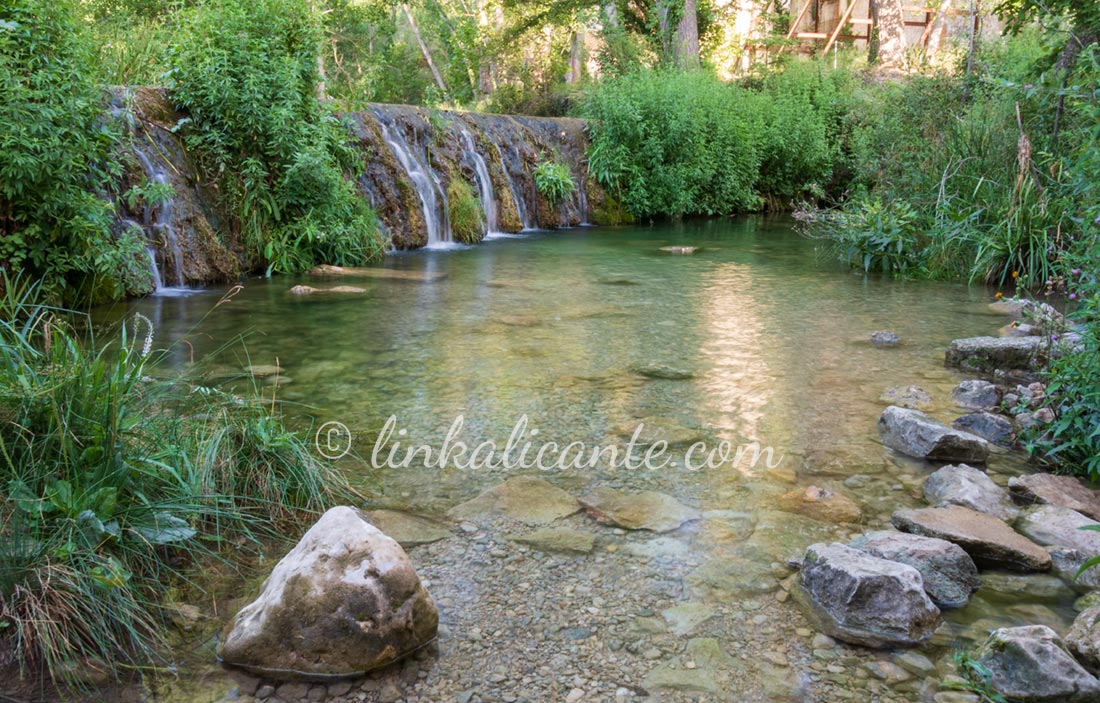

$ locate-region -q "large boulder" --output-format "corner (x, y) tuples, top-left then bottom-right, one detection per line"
(952, 412), (1015, 446)
(797, 542), (941, 648)
(1068, 606), (1100, 676)
(1016, 505), (1100, 554)
(446, 476), (581, 525)
(922, 464), (1018, 521)
(776, 485), (862, 524)
(878, 406), (990, 463)
(945, 336), (1046, 372)
(976, 625), (1100, 702)
(219, 507), (438, 679)
(892, 506), (1051, 572)
(951, 379), (1000, 411)
(580, 487), (700, 532)
(849, 531), (979, 609)
(1010, 474), (1100, 521)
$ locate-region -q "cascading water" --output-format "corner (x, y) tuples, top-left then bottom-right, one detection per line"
(377, 118), (451, 246)
(131, 142), (189, 294)
(461, 130), (499, 236)
(486, 138), (534, 231)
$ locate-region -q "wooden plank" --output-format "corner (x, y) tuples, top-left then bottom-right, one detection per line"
(823, 0), (859, 52)
(786, 0), (815, 39)
(920, 0), (952, 47)
(849, 18), (873, 24)
(796, 32), (829, 38)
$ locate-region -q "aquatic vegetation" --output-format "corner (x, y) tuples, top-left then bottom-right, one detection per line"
(446, 176), (485, 244)
(532, 160), (576, 207)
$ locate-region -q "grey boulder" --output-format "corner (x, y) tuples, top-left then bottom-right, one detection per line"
(922, 463), (1018, 521)
(849, 530), (979, 609)
(976, 625), (1100, 702)
(870, 331), (901, 348)
(945, 336), (1046, 372)
(1010, 474), (1100, 521)
(892, 505), (1051, 572)
(1016, 504), (1100, 553)
(797, 542), (941, 648)
(951, 379), (1000, 410)
(878, 406), (990, 463)
(1068, 606), (1100, 676)
(219, 507), (438, 679)
(952, 412), (1015, 446)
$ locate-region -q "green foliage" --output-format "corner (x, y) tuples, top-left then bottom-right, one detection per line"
(817, 198), (923, 275)
(943, 651), (1009, 703)
(446, 176), (485, 244)
(580, 69), (765, 218)
(0, 276), (350, 685)
(0, 0), (148, 303)
(166, 0), (382, 274)
(532, 160), (576, 206)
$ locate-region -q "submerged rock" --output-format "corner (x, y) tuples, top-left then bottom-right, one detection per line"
(952, 412), (1015, 446)
(776, 485), (862, 524)
(976, 625), (1100, 702)
(629, 363), (695, 380)
(579, 487), (700, 532)
(289, 284), (368, 295)
(687, 554), (778, 599)
(797, 542), (941, 648)
(951, 379), (1000, 410)
(870, 331), (901, 348)
(922, 464), (1018, 521)
(611, 416), (704, 447)
(309, 265), (447, 282)
(446, 476), (581, 525)
(945, 336), (1045, 372)
(878, 406), (990, 463)
(879, 386), (933, 411)
(1009, 474), (1100, 521)
(1068, 606), (1100, 676)
(363, 510), (451, 548)
(849, 530), (979, 609)
(508, 527), (595, 555)
(891, 506), (1051, 572)
(658, 246), (699, 254)
(219, 507), (438, 679)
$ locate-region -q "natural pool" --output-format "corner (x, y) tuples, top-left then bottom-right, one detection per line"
(97, 217), (1075, 702)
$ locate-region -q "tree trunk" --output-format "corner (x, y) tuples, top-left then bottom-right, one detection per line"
(869, 0), (906, 67)
(675, 0), (700, 69)
(402, 3), (449, 97)
(566, 30), (586, 83)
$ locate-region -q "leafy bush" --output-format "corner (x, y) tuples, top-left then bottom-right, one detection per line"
(815, 197), (924, 275)
(579, 69), (766, 219)
(447, 176), (485, 244)
(0, 276), (350, 685)
(0, 0), (148, 303)
(532, 161), (576, 206)
(166, 0), (382, 273)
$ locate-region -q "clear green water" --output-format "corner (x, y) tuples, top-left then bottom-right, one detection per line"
(96, 217), (1076, 699)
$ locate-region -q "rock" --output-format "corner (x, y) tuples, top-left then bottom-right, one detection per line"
(245, 364), (283, 378)
(661, 602), (715, 636)
(687, 555), (779, 599)
(289, 285), (367, 295)
(642, 665), (720, 695)
(976, 625), (1100, 702)
(309, 265), (447, 282)
(922, 464), (1018, 521)
(776, 485), (862, 524)
(1035, 407), (1056, 423)
(1051, 548), (1100, 593)
(1001, 321), (1042, 337)
(1010, 474), (1100, 521)
(870, 331), (901, 348)
(611, 416), (704, 447)
(951, 380), (1000, 410)
(446, 476), (581, 525)
(579, 487), (700, 532)
(508, 527), (595, 555)
(945, 336), (1046, 372)
(879, 386), (934, 411)
(363, 510), (451, 548)
(1016, 504), (1100, 553)
(218, 507), (438, 679)
(797, 542), (941, 648)
(658, 245), (700, 255)
(622, 536), (691, 559)
(1068, 606), (1100, 675)
(629, 363), (695, 380)
(878, 406), (990, 463)
(891, 506), (1051, 572)
(497, 314), (541, 327)
(980, 572), (1076, 601)
(849, 530), (979, 609)
(952, 412), (1015, 446)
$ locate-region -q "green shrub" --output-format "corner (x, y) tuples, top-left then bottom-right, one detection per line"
(816, 197), (924, 275)
(0, 0), (148, 303)
(579, 69), (766, 219)
(166, 0), (382, 273)
(532, 161), (576, 206)
(447, 176), (485, 244)
(0, 276), (350, 685)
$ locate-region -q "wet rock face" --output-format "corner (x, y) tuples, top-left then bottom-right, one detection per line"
(848, 531), (979, 609)
(976, 625), (1100, 702)
(797, 542), (941, 648)
(219, 506), (438, 679)
(878, 406), (990, 463)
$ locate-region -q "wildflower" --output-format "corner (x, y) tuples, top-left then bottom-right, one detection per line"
(1024, 84), (1034, 90)
(1072, 269), (1081, 276)
(995, 292), (1003, 299)
(1012, 271), (1019, 279)
(1070, 293), (1078, 300)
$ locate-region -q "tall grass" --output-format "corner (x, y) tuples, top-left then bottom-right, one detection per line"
(0, 275), (351, 688)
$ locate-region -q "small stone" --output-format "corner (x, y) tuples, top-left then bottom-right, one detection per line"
(951, 380), (1000, 411)
(880, 386), (933, 411)
(255, 684), (275, 699)
(565, 688), (585, 703)
(275, 682), (310, 700)
(870, 331), (901, 348)
(867, 660), (912, 684)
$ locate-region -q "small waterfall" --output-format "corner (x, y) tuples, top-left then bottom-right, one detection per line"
(377, 119), (451, 246)
(461, 129), (499, 235)
(487, 138), (534, 231)
(131, 143), (189, 294)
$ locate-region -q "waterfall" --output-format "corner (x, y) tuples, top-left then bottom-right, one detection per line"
(486, 137), (534, 231)
(461, 129), (499, 236)
(130, 142), (189, 294)
(377, 118), (452, 247)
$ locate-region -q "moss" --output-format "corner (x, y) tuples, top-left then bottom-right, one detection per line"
(446, 176), (485, 244)
(591, 193), (635, 226)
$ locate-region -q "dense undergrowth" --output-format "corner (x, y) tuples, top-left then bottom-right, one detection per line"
(0, 275), (352, 689)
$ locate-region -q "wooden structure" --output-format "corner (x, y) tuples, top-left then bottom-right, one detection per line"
(783, 0), (971, 54)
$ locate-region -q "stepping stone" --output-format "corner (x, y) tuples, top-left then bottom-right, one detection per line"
(579, 487), (700, 532)
(891, 505), (1050, 572)
(1009, 474), (1100, 521)
(879, 406), (990, 463)
(945, 336), (1045, 372)
(446, 476), (580, 525)
(922, 464), (1018, 521)
(508, 527), (594, 555)
(363, 510), (451, 548)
